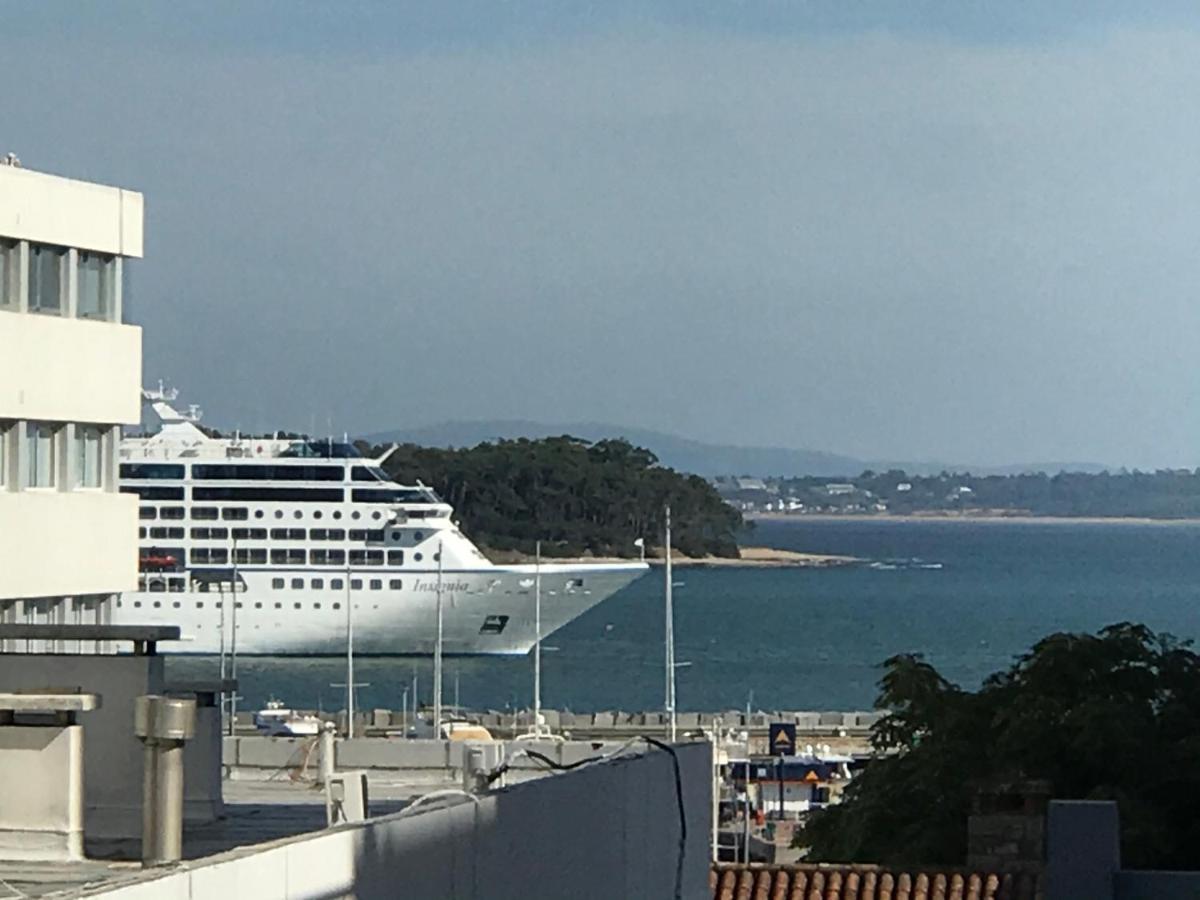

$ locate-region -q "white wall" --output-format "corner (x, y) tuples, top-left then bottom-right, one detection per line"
(0, 490), (137, 598)
(0, 166), (143, 257)
(0, 314), (142, 425)
(95, 742), (714, 900)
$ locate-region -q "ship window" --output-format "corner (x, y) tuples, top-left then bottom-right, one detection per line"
(329, 529), (345, 541)
(210, 528), (229, 540)
(313, 511), (323, 519)
(333, 511), (342, 520)
(294, 510), (303, 519)
(414, 531), (424, 540)
(121, 485), (183, 500)
(479, 615), (509, 635)
(372, 512), (381, 520)
(350, 579), (362, 590)
(275, 602), (282, 609)
(351, 466), (389, 482)
(160, 507), (185, 520)
(292, 577), (304, 589)
(234, 548), (267, 565)
(294, 602), (302, 609)
(388, 550), (404, 565)
(272, 578), (284, 589)
(389, 579), (402, 590)
(352, 488), (428, 504)
(192, 463), (343, 481)
(270, 528), (289, 540)
(28, 243), (64, 314)
(369, 579), (382, 590)
(311, 528), (327, 540)
(235, 602), (243, 609)
(255, 602), (263, 609)
(221, 507), (249, 521)
(333, 602), (341, 610)
(391, 532), (402, 542)
(331, 579), (344, 590)
(139, 507), (157, 520)
(414, 553), (423, 562)
(153, 601), (161, 608)
(313, 602), (321, 610)
(311, 578), (324, 589)
(255, 509), (264, 518)
(290, 528), (304, 540)
(120, 463), (185, 480)
(194, 486), (345, 503)
(274, 510), (283, 519)
(196, 601), (204, 609)
(190, 528), (208, 540)
(133, 600), (142, 607)
(351, 511), (360, 520)
(168, 579), (185, 592)
(192, 507), (219, 521)
(433, 552), (441, 562)
(173, 601), (181, 608)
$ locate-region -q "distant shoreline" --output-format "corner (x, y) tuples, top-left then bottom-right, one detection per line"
(489, 545), (859, 569)
(748, 512), (1200, 526)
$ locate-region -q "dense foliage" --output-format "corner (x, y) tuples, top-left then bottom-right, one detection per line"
(742, 469), (1200, 518)
(360, 436), (743, 558)
(805, 623), (1200, 869)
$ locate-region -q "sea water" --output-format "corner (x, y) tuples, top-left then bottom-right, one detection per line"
(166, 518), (1200, 714)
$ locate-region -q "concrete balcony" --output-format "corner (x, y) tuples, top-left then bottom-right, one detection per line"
(0, 490), (137, 598)
(0, 313), (141, 426)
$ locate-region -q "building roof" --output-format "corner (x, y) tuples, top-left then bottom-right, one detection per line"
(710, 864), (1042, 900)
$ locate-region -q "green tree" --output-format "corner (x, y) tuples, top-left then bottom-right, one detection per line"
(804, 623), (1200, 870)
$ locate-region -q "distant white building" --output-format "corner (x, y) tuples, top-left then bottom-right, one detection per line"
(0, 159), (144, 620)
(823, 483), (856, 496)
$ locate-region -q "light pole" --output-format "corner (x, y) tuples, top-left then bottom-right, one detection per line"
(665, 505), (676, 743)
(345, 563), (354, 739)
(433, 540), (444, 736)
(533, 540), (542, 736)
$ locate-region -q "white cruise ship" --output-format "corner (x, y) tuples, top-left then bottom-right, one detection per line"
(115, 388), (648, 655)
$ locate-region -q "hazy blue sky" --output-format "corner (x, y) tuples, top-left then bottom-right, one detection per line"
(5, 3), (1200, 467)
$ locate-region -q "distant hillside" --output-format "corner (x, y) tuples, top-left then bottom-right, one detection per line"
(360, 420), (1108, 478)
(361, 420), (867, 478)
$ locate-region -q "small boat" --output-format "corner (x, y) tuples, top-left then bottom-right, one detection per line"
(253, 699), (323, 737)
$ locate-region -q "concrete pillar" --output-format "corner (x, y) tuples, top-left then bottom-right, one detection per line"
(134, 695), (196, 865)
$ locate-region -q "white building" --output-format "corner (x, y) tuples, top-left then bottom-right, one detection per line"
(0, 158), (144, 622)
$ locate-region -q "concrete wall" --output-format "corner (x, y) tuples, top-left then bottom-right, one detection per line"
(0, 314), (142, 425)
(98, 742), (713, 900)
(0, 490), (137, 597)
(0, 655), (164, 840)
(0, 165), (143, 257)
(0, 723), (85, 860)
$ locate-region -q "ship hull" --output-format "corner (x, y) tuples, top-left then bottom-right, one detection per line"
(112, 562), (647, 656)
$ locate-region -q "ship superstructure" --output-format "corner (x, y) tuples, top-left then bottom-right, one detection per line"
(116, 387), (647, 655)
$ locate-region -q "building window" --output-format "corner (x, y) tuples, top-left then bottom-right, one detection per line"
(28, 244), (64, 314)
(77, 251), (116, 320)
(77, 424), (108, 486)
(0, 240), (16, 309)
(0, 421), (8, 487)
(25, 422), (56, 487)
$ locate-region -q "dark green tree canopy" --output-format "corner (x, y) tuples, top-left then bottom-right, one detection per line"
(359, 436), (742, 558)
(805, 623), (1200, 870)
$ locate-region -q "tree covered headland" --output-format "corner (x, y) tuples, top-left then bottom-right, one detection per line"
(805, 623), (1200, 870)
(359, 436), (743, 559)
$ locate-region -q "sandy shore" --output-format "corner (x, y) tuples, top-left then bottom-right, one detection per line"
(749, 512), (1200, 526)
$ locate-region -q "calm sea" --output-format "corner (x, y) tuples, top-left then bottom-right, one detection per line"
(166, 518), (1200, 714)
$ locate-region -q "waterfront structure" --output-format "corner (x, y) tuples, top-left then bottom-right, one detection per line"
(117, 390), (648, 655)
(0, 157), (144, 628)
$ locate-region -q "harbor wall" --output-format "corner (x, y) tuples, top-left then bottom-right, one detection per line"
(93, 741), (713, 900)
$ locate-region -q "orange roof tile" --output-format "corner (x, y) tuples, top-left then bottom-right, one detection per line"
(710, 864), (1043, 900)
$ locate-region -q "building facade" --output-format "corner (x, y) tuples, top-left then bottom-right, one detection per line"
(0, 158), (144, 626)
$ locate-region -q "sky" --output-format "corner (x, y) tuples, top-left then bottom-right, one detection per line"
(4, 2), (1200, 468)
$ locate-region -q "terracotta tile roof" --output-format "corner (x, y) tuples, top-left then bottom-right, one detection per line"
(710, 864), (1043, 900)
